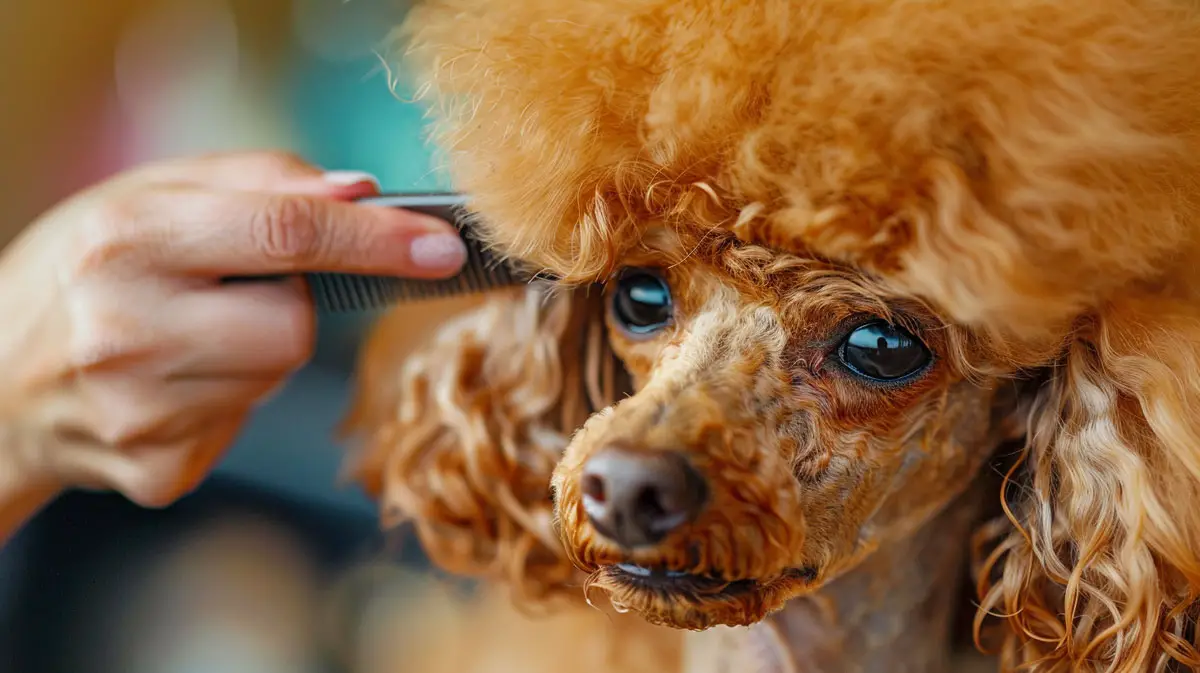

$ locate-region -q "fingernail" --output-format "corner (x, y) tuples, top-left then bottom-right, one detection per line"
(323, 170), (381, 189)
(409, 233), (467, 271)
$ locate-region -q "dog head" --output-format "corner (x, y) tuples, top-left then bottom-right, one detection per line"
(354, 0), (1200, 667)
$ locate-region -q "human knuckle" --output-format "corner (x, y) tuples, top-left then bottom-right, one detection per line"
(73, 198), (142, 273)
(65, 334), (116, 374)
(64, 306), (136, 371)
(94, 409), (158, 450)
(122, 470), (182, 509)
(249, 197), (323, 263)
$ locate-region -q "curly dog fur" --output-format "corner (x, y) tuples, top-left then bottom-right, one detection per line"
(345, 0), (1200, 670)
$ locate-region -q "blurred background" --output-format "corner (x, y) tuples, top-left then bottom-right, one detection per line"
(0, 1), (458, 671)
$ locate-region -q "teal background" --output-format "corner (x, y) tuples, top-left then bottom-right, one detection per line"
(285, 1), (451, 194)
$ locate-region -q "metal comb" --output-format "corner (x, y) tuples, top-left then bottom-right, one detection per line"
(304, 193), (530, 312)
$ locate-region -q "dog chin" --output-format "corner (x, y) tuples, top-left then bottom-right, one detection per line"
(583, 563), (818, 630)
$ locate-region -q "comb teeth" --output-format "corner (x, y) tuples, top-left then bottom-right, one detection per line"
(306, 244), (525, 311)
(304, 192), (531, 312)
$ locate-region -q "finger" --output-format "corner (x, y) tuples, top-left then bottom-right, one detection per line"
(53, 415), (248, 508)
(163, 278), (316, 377)
(144, 188), (467, 278)
(73, 373), (281, 441)
(134, 151), (381, 199)
(174, 416), (247, 498)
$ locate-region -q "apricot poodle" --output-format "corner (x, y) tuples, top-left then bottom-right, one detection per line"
(344, 0), (1200, 670)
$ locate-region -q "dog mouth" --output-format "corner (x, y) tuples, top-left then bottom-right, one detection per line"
(589, 562), (821, 628)
(604, 562), (761, 597)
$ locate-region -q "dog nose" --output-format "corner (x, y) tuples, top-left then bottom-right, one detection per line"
(579, 446), (707, 548)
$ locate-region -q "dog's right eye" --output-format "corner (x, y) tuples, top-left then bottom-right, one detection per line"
(611, 269), (673, 335)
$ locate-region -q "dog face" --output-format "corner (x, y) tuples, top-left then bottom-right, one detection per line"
(550, 228), (1017, 628)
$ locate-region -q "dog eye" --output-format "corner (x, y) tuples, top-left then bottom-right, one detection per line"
(837, 321), (931, 382)
(611, 269), (673, 335)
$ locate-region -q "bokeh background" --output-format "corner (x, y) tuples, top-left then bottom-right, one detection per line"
(0, 1), (459, 671)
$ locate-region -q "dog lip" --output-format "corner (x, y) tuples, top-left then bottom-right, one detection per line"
(615, 562), (694, 579)
(605, 563), (759, 595)
(605, 563), (819, 596)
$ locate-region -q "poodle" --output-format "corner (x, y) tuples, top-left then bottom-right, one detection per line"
(344, 0), (1200, 670)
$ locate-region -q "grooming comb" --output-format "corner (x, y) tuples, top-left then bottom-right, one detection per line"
(305, 193), (531, 312)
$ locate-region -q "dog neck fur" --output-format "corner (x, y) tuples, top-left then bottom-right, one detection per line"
(683, 488), (981, 673)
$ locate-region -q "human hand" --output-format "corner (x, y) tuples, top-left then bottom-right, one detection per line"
(0, 151), (466, 514)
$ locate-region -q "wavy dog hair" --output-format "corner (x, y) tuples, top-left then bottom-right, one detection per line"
(344, 288), (628, 608)
(346, 0), (1200, 669)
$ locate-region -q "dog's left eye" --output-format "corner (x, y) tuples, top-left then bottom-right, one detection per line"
(611, 269), (673, 335)
(837, 321), (931, 382)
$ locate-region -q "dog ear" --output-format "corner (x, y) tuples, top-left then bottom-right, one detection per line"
(342, 284), (624, 607)
(975, 291), (1200, 670)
